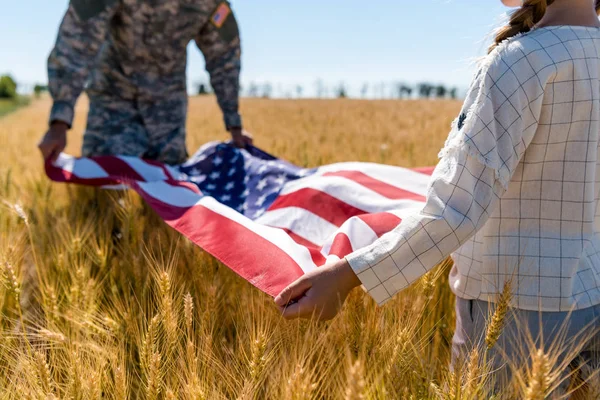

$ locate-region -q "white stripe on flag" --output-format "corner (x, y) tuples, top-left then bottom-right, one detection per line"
(118, 156), (168, 182)
(255, 207), (338, 246)
(315, 162), (431, 196)
(138, 181), (201, 208)
(280, 175), (425, 213)
(54, 154), (109, 179)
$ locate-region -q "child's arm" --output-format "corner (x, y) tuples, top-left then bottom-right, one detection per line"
(344, 149), (504, 305)
(275, 150), (505, 319)
(276, 42), (547, 319)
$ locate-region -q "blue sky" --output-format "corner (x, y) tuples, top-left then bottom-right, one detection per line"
(1, 0), (510, 96)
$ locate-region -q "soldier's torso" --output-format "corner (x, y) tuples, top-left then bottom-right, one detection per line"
(91, 0), (217, 99)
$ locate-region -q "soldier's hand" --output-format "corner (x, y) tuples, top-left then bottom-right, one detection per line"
(229, 127), (253, 148)
(38, 121), (68, 162)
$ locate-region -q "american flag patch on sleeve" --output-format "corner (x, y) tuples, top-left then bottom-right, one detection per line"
(211, 2), (232, 28)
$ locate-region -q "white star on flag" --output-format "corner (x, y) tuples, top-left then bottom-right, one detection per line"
(213, 156), (223, 166)
(255, 194), (268, 207)
(228, 167), (236, 176)
(274, 175), (286, 186)
(225, 182), (235, 191)
(191, 175), (206, 184)
(256, 178), (268, 191)
(209, 171), (220, 180)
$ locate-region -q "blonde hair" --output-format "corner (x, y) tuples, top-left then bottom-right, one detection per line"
(489, 0), (600, 54)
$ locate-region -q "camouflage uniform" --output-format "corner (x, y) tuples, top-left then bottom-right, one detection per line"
(48, 0), (242, 165)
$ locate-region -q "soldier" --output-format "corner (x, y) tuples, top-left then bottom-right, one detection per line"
(38, 0), (252, 165)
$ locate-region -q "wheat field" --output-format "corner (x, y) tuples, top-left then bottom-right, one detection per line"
(0, 96), (594, 399)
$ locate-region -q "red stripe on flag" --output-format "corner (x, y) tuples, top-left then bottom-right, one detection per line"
(324, 170), (426, 202)
(268, 188), (365, 227)
(45, 162), (122, 187)
(412, 166), (436, 176)
(358, 212), (402, 238)
(136, 190), (305, 297)
(328, 233), (354, 259)
(93, 157), (146, 182)
(280, 228), (327, 266)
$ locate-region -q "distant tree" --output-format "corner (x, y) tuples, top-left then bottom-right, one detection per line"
(197, 82), (210, 96)
(336, 83), (348, 99)
(262, 83), (273, 98)
(435, 85), (448, 99)
(360, 83), (369, 98)
(248, 82), (260, 97)
(33, 84), (48, 98)
(417, 83), (434, 99)
(395, 83), (413, 99)
(296, 85), (303, 98)
(449, 87), (459, 99)
(0, 75), (17, 99)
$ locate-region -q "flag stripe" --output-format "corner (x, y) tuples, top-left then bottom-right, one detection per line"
(328, 233), (354, 258)
(316, 162), (432, 196)
(280, 175), (425, 214)
(267, 188), (366, 227)
(357, 212), (403, 238)
(117, 156), (169, 182)
(93, 157), (146, 182)
(324, 170), (426, 202)
(255, 206), (339, 246)
(280, 228), (327, 266)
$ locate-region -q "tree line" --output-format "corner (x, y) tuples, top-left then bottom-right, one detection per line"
(0, 74), (49, 99)
(198, 81), (461, 99)
(3, 73), (460, 100)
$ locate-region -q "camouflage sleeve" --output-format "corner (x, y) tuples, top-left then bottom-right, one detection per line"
(47, 1), (118, 127)
(195, 2), (242, 129)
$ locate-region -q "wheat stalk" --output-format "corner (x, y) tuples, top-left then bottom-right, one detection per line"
(485, 280), (513, 350)
(34, 350), (53, 395)
(524, 348), (551, 400)
(147, 351), (162, 400)
(345, 360), (366, 400)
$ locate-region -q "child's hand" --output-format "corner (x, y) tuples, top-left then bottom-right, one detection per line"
(274, 258), (361, 321)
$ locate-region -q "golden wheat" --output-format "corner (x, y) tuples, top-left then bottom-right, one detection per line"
(0, 96), (594, 398)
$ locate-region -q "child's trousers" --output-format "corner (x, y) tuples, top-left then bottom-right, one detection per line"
(452, 297), (600, 396)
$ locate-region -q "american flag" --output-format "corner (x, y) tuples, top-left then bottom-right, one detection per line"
(45, 142), (434, 297)
(211, 2), (231, 28)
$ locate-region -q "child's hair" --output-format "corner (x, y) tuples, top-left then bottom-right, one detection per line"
(489, 0), (600, 53)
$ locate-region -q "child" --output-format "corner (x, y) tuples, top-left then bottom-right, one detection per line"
(275, 0), (600, 391)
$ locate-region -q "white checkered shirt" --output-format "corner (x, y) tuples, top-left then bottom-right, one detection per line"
(346, 26), (600, 311)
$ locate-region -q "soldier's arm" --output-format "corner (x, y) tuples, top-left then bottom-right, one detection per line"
(48, 0), (118, 128)
(195, 2), (242, 130)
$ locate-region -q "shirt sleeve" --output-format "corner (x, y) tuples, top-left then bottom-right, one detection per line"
(195, 2), (242, 130)
(345, 43), (546, 305)
(47, 1), (118, 127)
